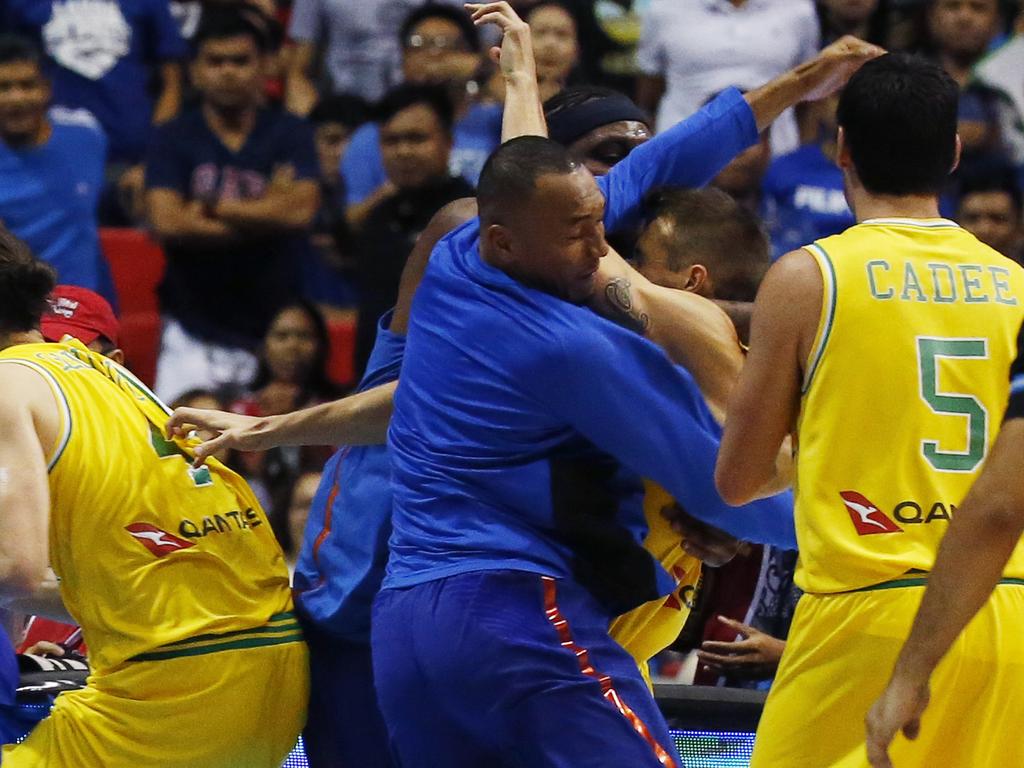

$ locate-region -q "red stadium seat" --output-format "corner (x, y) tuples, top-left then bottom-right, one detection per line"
(101, 228), (358, 391)
(100, 228), (166, 387)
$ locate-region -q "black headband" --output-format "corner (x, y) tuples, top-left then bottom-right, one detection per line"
(547, 94), (650, 147)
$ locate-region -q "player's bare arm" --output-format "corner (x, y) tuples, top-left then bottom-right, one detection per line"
(865, 417), (1024, 768)
(591, 249), (742, 422)
(716, 249), (822, 504)
(744, 36), (885, 133)
(0, 364), (56, 599)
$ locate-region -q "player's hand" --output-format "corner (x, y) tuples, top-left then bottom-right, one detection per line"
(696, 616), (786, 680)
(865, 675), (931, 768)
(166, 408), (271, 467)
(466, 2), (536, 82)
(660, 503), (741, 567)
(803, 35), (886, 101)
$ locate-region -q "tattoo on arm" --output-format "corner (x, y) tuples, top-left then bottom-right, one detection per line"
(604, 277), (650, 334)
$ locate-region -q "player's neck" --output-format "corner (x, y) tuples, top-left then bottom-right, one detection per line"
(851, 192), (942, 224)
(0, 329), (44, 350)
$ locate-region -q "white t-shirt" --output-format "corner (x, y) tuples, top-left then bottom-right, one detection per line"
(638, 0), (820, 155)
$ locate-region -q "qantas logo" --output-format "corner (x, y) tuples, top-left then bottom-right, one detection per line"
(125, 523), (195, 557)
(839, 491), (903, 535)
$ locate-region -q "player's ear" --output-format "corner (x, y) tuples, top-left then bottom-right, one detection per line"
(950, 134), (962, 175)
(685, 264), (710, 295)
(108, 348), (126, 366)
(482, 223), (514, 266)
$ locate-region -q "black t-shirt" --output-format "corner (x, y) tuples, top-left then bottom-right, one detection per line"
(146, 106), (319, 348)
(354, 175), (474, 373)
(1007, 321), (1024, 421)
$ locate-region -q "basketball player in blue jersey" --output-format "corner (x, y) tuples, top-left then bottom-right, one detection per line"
(171, 25), (882, 768)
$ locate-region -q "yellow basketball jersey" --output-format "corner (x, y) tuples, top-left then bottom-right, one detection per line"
(610, 481), (702, 679)
(0, 340), (294, 674)
(795, 218), (1024, 594)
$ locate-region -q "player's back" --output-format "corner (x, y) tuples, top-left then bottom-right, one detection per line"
(0, 340), (295, 674)
(796, 218), (1024, 593)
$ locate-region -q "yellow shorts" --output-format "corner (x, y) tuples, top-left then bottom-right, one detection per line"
(2, 630), (309, 768)
(752, 578), (1024, 768)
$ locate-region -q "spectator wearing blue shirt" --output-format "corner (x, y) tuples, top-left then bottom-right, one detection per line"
(342, 4), (501, 226)
(145, 9), (320, 404)
(762, 95), (854, 258)
(6, 0), (186, 166)
(0, 36), (114, 304)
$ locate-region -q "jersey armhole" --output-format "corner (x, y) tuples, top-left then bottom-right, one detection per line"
(801, 242), (837, 394)
(0, 359), (72, 472)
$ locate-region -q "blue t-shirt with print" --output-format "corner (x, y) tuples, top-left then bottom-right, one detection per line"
(762, 143), (854, 259)
(8, 0), (187, 164)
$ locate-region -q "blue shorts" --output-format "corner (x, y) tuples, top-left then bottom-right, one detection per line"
(372, 570), (681, 768)
(300, 620), (392, 768)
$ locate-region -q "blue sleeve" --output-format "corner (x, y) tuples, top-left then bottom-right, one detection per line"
(598, 87), (758, 234)
(534, 323), (796, 548)
(281, 117), (320, 181)
(341, 123), (387, 206)
(150, 0), (188, 60)
(144, 123), (188, 193)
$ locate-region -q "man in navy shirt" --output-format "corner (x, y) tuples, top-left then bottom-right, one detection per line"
(146, 8), (319, 404)
(0, 36), (113, 304)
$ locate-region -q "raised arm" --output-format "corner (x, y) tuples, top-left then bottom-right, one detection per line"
(599, 36), (883, 234)
(467, 3), (547, 141)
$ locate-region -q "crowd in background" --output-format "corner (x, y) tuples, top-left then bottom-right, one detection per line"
(2, 0), (1024, 684)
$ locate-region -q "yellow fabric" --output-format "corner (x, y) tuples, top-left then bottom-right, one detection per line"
(0, 340), (294, 674)
(610, 481), (702, 681)
(751, 584), (1024, 767)
(1, 639), (309, 768)
(795, 219), (1024, 594)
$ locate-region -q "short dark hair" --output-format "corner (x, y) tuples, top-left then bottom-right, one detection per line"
(0, 229), (56, 335)
(192, 6), (272, 55)
(477, 137), (578, 225)
(399, 3), (480, 52)
(641, 186), (770, 302)
(836, 53), (959, 196)
(958, 165), (1023, 217)
(376, 84), (454, 133)
(309, 94), (370, 129)
(0, 34), (43, 68)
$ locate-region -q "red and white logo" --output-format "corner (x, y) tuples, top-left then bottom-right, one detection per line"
(839, 491), (903, 536)
(125, 523), (195, 557)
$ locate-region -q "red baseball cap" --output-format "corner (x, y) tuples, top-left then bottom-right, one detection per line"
(41, 285), (120, 347)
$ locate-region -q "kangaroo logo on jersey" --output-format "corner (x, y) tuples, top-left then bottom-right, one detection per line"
(125, 523), (195, 557)
(839, 491), (903, 535)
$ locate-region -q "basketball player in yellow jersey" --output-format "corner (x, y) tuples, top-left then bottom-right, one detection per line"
(716, 53), (1024, 768)
(0, 232), (308, 767)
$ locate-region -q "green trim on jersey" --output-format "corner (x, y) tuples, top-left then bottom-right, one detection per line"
(802, 243), (838, 394)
